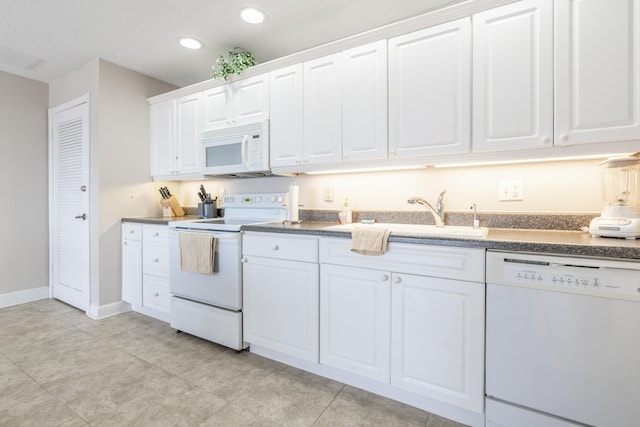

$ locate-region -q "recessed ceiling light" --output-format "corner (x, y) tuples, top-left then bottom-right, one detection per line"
(239, 7), (266, 24)
(178, 37), (204, 50)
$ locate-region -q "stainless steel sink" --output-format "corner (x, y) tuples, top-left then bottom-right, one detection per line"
(324, 222), (488, 239)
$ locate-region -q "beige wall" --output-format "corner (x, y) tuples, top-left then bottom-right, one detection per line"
(97, 59), (175, 307)
(178, 157), (605, 214)
(0, 71), (49, 302)
(49, 59), (175, 314)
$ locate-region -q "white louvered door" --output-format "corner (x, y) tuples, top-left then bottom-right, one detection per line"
(49, 96), (90, 311)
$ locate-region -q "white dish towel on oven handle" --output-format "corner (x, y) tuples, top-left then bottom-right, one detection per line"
(178, 232), (216, 274)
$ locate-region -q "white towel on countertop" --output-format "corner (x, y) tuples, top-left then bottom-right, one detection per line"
(350, 225), (391, 256)
(178, 232), (216, 274)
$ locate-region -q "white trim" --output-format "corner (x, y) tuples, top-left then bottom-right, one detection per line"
(86, 301), (131, 320)
(0, 287), (49, 309)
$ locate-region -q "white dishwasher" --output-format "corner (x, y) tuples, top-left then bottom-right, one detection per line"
(485, 250), (640, 427)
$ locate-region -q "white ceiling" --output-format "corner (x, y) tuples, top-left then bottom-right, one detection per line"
(0, 0), (466, 88)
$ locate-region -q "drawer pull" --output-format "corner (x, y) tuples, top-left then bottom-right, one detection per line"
(154, 258), (159, 263)
(272, 245), (279, 251)
(393, 277), (402, 284)
(154, 292), (160, 297)
(129, 230), (135, 234)
(154, 232), (159, 237)
(241, 257), (248, 263)
(380, 274), (389, 282)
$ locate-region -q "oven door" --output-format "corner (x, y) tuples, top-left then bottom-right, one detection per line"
(168, 228), (242, 310)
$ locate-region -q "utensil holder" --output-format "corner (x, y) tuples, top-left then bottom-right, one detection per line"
(203, 203), (217, 218)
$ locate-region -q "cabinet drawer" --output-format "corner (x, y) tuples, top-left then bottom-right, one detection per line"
(143, 244), (170, 277)
(143, 275), (170, 312)
(320, 237), (485, 283)
(243, 232), (318, 262)
(122, 222), (142, 241)
(143, 225), (169, 246)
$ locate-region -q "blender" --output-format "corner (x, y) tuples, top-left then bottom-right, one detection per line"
(589, 153), (640, 239)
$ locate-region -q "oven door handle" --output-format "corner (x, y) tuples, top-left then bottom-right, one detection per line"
(171, 229), (240, 239)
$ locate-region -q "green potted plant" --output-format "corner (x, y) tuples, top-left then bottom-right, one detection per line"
(212, 48), (256, 81)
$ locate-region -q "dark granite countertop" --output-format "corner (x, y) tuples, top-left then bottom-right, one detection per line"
(241, 221), (640, 261)
(121, 215), (200, 225)
(121, 217), (640, 261)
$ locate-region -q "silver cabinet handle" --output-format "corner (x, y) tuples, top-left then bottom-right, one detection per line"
(380, 274), (389, 281)
(241, 257), (248, 263)
(154, 292), (160, 297)
(153, 258), (159, 263)
(272, 245), (279, 251)
(75, 213), (87, 220)
(129, 229), (135, 234)
(393, 277), (402, 284)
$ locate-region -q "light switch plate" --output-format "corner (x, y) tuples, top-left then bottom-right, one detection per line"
(324, 186), (334, 202)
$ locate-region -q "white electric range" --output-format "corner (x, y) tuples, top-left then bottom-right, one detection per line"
(167, 192), (288, 350)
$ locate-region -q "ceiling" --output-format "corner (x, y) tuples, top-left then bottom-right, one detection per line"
(0, 0), (466, 88)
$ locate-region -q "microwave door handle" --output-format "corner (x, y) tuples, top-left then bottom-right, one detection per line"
(241, 135), (249, 169)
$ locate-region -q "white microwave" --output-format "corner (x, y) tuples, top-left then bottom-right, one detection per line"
(202, 121), (270, 176)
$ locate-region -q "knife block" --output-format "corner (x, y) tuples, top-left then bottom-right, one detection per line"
(160, 196), (185, 217)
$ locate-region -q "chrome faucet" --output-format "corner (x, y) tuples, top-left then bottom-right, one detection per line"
(408, 190), (447, 227)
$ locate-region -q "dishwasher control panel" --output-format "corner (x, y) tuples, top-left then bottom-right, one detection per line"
(487, 251), (640, 301)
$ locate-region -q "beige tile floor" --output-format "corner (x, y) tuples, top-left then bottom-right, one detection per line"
(0, 299), (469, 426)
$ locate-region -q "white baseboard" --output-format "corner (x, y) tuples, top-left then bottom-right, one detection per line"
(87, 300), (131, 320)
(0, 286), (49, 309)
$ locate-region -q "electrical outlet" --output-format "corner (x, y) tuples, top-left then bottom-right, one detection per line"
(498, 180), (524, 201)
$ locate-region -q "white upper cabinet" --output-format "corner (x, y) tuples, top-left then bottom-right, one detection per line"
(174, 93), (203, 175)
(150, 93), (203, 180)
(342, 41), (388, 162)
(472, 0), (553, 152)
(202, 74), (269, 130)
(269, 64), (304, 169)
(555, 0), (640, 146)
(150, 99), (175, 177)
(303, 53), (343, 165)
(388, 18), (472, 159)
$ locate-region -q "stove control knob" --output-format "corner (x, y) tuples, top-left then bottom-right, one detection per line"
(255, 196), (262, 203)
(276, 195), (284, 203)
(270, 195), (277, 202)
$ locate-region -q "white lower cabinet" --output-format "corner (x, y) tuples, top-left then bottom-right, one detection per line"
(121, 223), (171, 322)
(390, 272), (485, 413)
(319, 237), (485, 415)
(122, 222), (142, 306)
(320, 264), (391, 382)
(242, 232), (319, 362)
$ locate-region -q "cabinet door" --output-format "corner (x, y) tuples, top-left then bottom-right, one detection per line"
(175, 93), (202, 174)
(320, 264), (391, 383)
(122, 236), (142, 306)
(388, 18), (471, 158)
(149, 100), (175, 176)
(555, 0), (640, 146)
(243, 256), (319, 362)
(269, 64), (304, 168)
(303, 53), (343, 165)
(342, 41), (388, 162)
(234, 74), (269, 124)
(202, 85), (233, 130)
(391, 273), (485, 413)
(473, 0), (553, 152)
